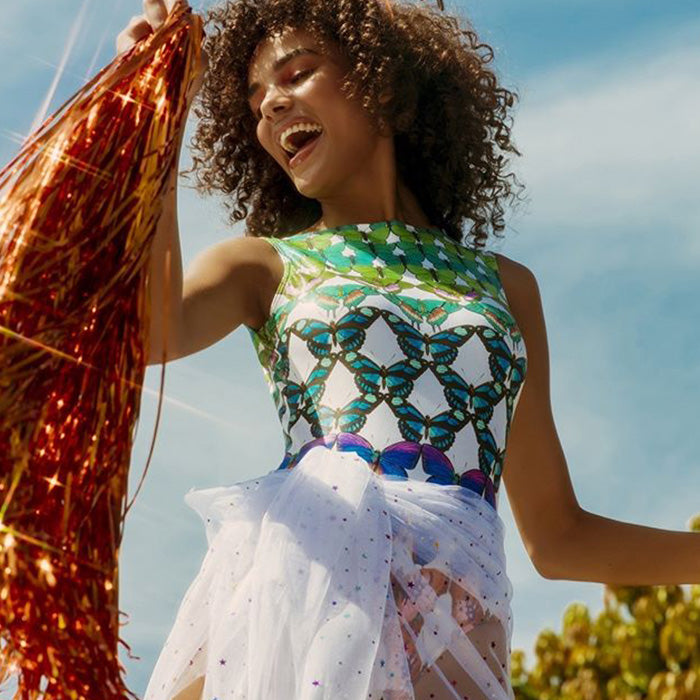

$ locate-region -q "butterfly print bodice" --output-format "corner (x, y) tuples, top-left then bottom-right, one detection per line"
(247, 220), (527, 512)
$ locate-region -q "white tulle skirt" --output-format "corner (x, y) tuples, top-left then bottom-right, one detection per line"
(143, 444), (515, 700)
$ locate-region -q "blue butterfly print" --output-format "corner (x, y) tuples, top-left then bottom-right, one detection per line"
(282, 358), (334, 427)
(390, 401), (468, 451)
(342, 352), (426, 398)
(472, 418), (505, 480)
(509, 356), (527, 395)
(331, 433), (422, 478)
(475, 326), (516, 383)
(275, 452), (294, 471)
(293, 307), (380, 358)
(312, 395), (379, 436)
(503, 356), (527, 419)
(382, 312), (474, 365)
(436, 366), (504, 421)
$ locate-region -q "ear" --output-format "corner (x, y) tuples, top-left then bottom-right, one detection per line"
(377, 88), (394, 136)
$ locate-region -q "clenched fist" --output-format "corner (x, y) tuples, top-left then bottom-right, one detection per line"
(116, 0), (208, 104)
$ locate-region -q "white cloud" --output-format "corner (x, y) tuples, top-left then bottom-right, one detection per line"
(510, 30), (700, 263)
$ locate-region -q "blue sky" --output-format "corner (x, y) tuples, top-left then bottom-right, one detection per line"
(2, 0), (699, 696)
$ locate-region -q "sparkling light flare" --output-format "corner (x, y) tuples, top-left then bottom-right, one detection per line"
(0, 5), (203, 698)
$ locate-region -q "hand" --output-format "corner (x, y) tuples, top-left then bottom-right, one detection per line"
(115, 0), (208, 104)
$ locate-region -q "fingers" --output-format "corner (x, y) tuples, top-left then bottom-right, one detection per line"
(116, 0), (190, 56)
(164, 0), (190, 14)
(116, 16), (152, 55)
(143, 0), (168, 30)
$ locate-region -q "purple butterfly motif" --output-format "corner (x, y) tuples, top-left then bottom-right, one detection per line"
(294, 433), (338, 466)
(458, 469), (496, 509)
(420, 448), (497, 509)
(289, 433), (422, 478)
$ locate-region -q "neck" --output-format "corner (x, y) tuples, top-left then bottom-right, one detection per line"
(308, 135), (432, 232)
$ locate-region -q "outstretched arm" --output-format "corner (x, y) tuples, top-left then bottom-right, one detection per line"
(497, 254), (700, 585)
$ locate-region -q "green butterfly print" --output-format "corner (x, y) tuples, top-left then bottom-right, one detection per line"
(382, 293), (458, 328)
(315, 285), (369, 311)
(435, 365), (505, 422)
(292, 307), (380, 358)
(429, 281), (481, 305)
(269, 341), (290, 383)
(311, 394), (380, 436)
(479, 304), (513, 338)
(393, 241), (426, 270)
(389, 399), (469, 451)
(341, 352), (427, 398)
(382, 311), (475, 365)
(282, 357), (334, 427)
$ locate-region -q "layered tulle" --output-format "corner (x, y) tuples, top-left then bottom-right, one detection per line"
(144, 444), (514, 700)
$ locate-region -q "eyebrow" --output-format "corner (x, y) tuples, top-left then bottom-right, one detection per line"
(247, 48), (321, 100)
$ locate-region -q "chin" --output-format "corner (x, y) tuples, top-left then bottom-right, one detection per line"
(292, 179), (324, 199)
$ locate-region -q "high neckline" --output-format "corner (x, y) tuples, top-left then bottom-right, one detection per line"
(293, 218), (448, 239)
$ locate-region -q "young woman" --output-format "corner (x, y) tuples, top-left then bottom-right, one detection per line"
(117, 1), (700, 698)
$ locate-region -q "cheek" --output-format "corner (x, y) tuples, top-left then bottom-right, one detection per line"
(256, 122), (266, 147)
(256, 125), (275, 157)
(255, 124), (288, 169)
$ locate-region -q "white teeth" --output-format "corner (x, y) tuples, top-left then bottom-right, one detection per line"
(280, 122), (323, 155)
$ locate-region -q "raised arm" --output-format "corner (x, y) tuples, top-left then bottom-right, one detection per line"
(144, 137), (282, 364)
(116, 1), (283, 365)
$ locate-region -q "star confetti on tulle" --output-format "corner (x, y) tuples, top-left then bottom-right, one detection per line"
(312, 680), (321, 687)
(219, 659), (227, 666)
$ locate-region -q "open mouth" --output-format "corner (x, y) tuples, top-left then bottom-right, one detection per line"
(286, 131), (323, 169)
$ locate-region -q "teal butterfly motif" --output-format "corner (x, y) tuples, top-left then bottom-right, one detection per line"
(292, 307), (380, 358)
(503, 355), (527, 420)
(475, 326), (519, 383)
(436, 365), (504, 422)
(389, 399), (468, 451)
(382, 311), (474, 365)
(472, 417), (506, 488)
(281, 357), (334, 427)
(342, 352), (426, 398)
(312, 394), (380, 436)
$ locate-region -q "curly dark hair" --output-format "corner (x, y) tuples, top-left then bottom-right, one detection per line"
(183, 0), (525, 247)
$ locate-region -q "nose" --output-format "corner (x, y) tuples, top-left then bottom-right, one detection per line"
(260, 84), (293, 121)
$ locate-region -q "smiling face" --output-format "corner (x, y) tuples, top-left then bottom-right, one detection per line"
(247, 27), (392, 202)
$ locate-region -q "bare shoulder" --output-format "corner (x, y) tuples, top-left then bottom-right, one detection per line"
(195, 234), (283, 293)
(181, 233), (284, 337)
(208, 233), (282, 271)
(492, 252), (543, 338)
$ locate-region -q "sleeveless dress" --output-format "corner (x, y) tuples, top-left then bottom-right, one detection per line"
(143, 219), (527, 700)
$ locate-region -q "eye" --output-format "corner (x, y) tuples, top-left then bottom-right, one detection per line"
(290, 69), (313, 84)
(252, 69), (315, 119)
